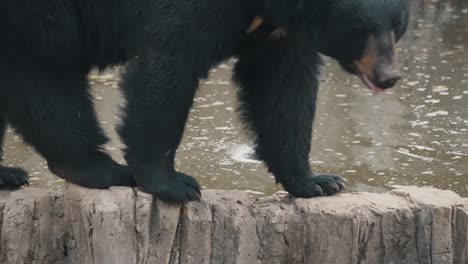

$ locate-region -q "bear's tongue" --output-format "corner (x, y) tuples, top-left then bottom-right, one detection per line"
(358, 72), (385, 94)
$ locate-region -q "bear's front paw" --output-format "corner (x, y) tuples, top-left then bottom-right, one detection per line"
(0, 166), (29, 188)
(283, 174), (347, 198)
(142, 172), (202, 203)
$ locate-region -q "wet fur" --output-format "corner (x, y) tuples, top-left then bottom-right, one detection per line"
(0, 0), (408, 202)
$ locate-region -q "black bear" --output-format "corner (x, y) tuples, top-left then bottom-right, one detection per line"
(0, 0), (409, 203)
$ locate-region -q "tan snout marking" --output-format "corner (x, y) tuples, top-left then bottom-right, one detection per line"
(354, 35), (378, 80)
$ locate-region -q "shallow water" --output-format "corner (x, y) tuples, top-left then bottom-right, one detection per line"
(3, 0), (468, 196)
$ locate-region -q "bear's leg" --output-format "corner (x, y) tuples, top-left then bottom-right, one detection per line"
(119, 55), (201, 203)
(0, 115), (29, 188)
(2, 64), (135, 188)
(234, 39), (347, 197)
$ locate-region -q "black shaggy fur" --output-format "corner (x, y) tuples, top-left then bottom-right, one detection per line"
(0, 0), (409, 202)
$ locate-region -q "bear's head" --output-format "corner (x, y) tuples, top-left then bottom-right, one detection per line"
(315, 0), (410, 93)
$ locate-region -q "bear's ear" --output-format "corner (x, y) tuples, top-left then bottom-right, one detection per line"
(256, 0), (305, 28)
(394, 6), (410, 41)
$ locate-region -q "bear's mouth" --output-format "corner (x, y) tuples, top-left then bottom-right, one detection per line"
(353, 64), (386, 94)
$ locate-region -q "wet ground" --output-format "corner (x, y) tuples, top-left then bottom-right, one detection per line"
(3, 0), (468, 196)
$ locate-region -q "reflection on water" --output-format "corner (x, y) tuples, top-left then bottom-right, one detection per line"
(3, 0), (468, 196)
